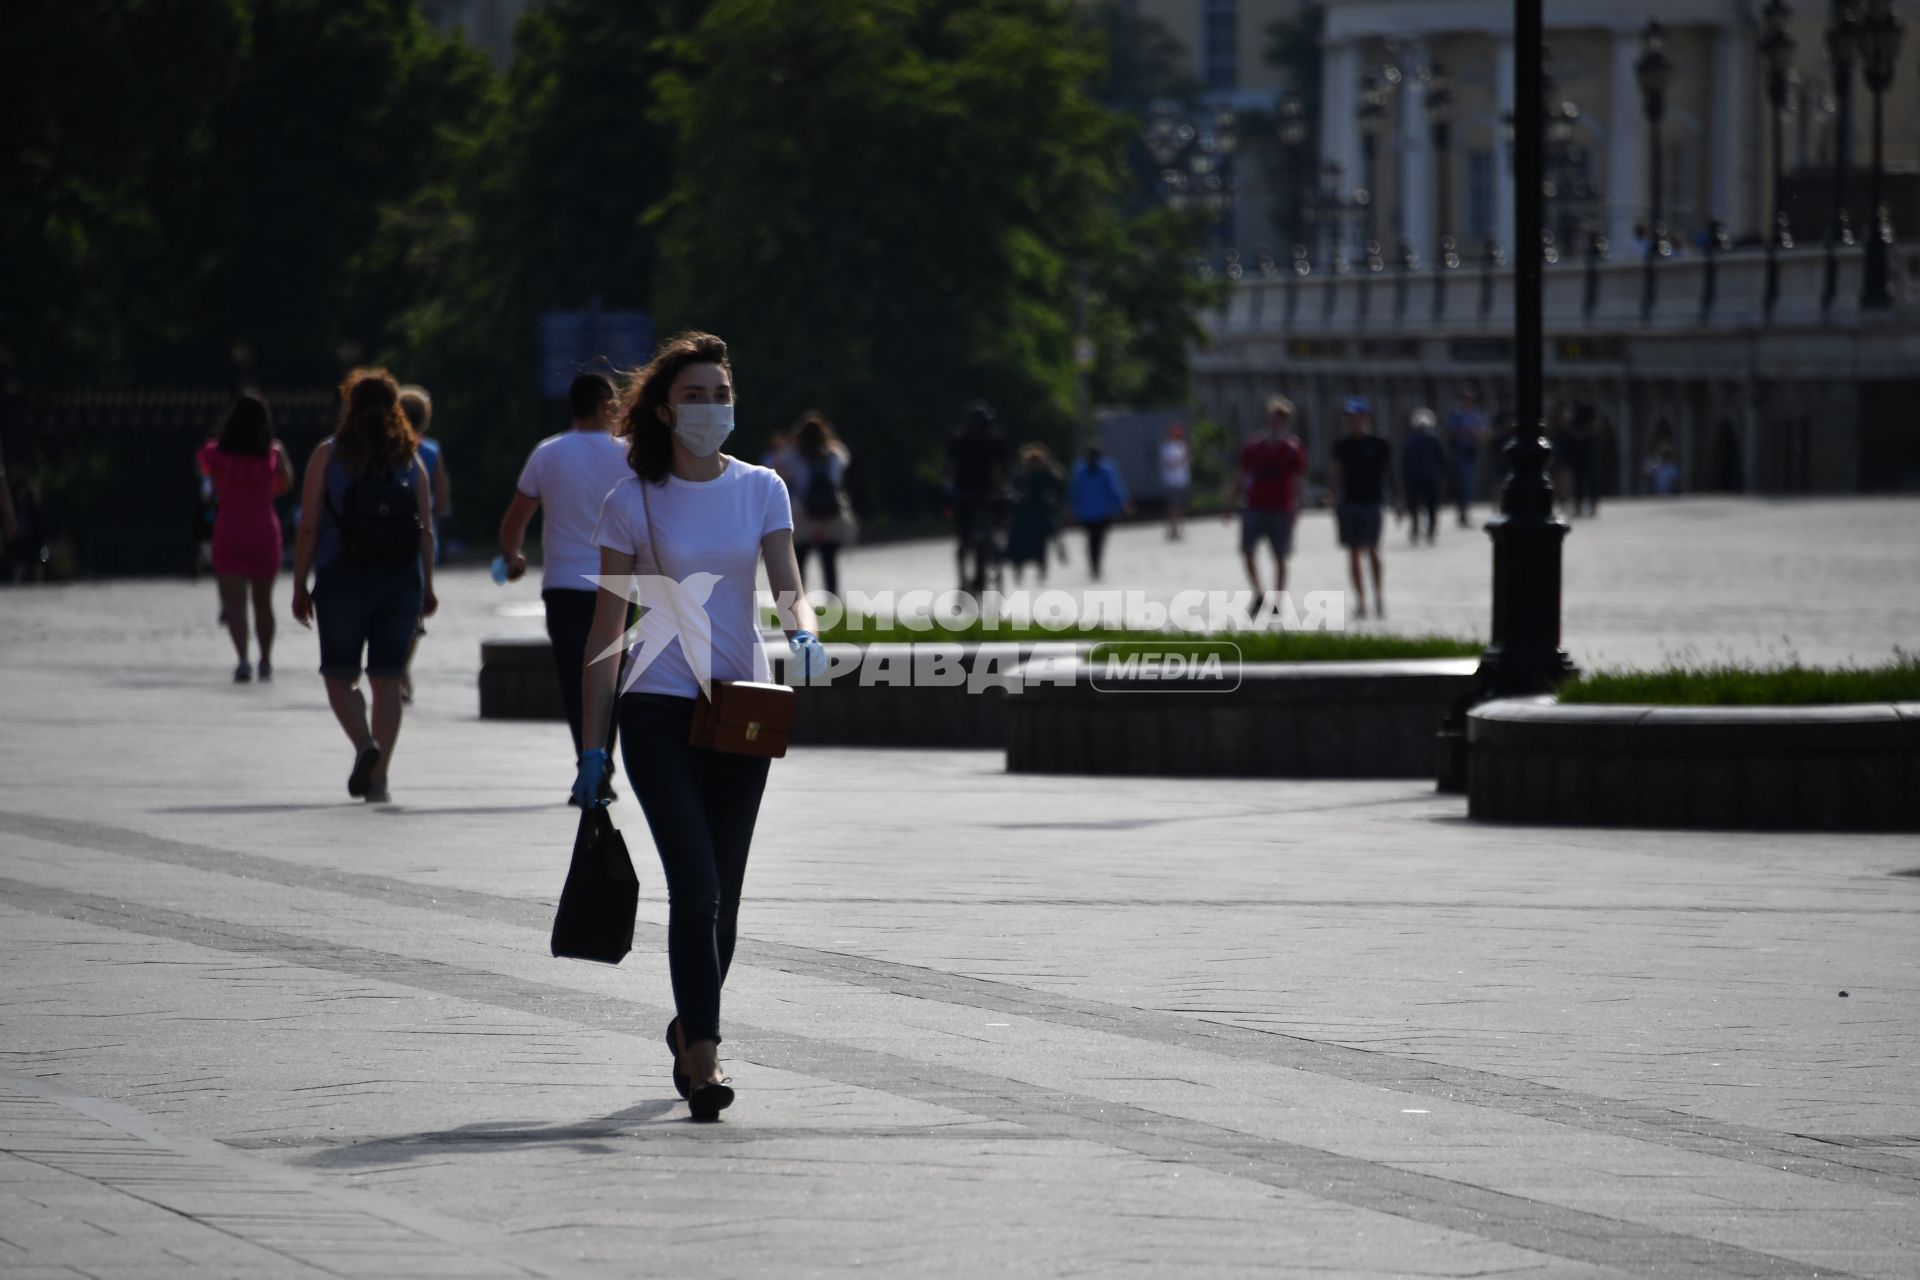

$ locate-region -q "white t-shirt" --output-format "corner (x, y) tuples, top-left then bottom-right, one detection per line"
(516, 429), (635, 592)
(1160, 439), (1191, 488)
(592, 458), (793, 699)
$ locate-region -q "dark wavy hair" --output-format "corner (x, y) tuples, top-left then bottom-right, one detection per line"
(793, 411), (840, 463)
(569, 372), (616, 421)
(217, 392), (273, 457)
(334, 368), (416, 474)
(621, 331), (731, 484)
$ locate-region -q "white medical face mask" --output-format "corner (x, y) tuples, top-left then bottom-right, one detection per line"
(671, 403), (734, 457)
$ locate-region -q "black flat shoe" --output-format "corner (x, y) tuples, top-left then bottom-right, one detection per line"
(347, 744), (382, 798)
(665, 1018), (689, 1100)
(687, 1078), (734, 1121)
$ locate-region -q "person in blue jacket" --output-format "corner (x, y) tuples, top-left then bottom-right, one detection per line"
(1068, 441), (1133, 581)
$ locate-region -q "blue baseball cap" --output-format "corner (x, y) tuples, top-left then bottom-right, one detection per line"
(1343, 397), (1371, 415)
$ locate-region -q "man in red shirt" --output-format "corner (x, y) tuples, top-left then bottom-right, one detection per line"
(1229, 396), (1309, 595)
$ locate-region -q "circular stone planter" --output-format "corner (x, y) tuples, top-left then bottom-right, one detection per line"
(1467, 697), (1920, 830)
(1004, 658), (1478, 778)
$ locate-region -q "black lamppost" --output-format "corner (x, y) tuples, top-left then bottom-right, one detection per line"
(1438, 0), (1573, 794)
(1358, 72), (1388, 258)
(1761, 0), (1797, 313)
(1823, 1), (1861, 310)
(1428, 60), (1457, 289)
(1859, 0), (1905, 308)
(1210, 101), (1240, 259)
(1636, 21), (1674, 319)
(1144, 101), (1237, 265)
(1279, 89), (1311, 250)
(1306, 161), (1360, 273)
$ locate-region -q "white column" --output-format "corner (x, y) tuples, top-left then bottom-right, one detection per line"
(1711, 25), (1753, 235)
(1401, 66), (1435, 263)
(1609, 29), (1649, 253)
(1495, 36), (1516, 255)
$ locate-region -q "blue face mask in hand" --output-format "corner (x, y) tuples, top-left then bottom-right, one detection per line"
(788, 631), (828, 682)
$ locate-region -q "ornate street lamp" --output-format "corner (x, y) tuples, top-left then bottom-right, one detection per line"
(1278, 89), (1311, 249)
(1823, 0), (1861, 310)
(1304, 161), (1356, 273)
(1636, 20), (1674, 319)
(1859, 0), (1905, 308)
(1427, 59), (1457, 306)
(1439, 0), (1573, 793)
(1357, 72), (1388, 256)
(1761, 0), (1797, 313)
(1144, 102), (1237, 267)
(1211, 102), (1240, 258)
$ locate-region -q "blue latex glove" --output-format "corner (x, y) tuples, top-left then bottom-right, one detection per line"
(572, 748), (610, 808)
(789, 630), (828, 682)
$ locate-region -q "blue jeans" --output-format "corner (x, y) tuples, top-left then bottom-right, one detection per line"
(619, 694), (770, 1045)
(1453, 454), (1478, 521)
(313, 560), (422, 679)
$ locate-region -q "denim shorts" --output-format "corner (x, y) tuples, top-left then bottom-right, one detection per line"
(1336, 503), (1385, 549)
(313, 560), (423, 679)
(1239, 508), (1295, 557)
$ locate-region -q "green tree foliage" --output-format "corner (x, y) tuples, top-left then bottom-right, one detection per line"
(1, 1), (495, 390)
(398, 0), (700, 528)
(4, 0), (1224, 556)
(652, 0), (1214, 517)
(1078, 0), (1193, 116)
(1, 0), (249, 383)
(1085, 206), (1221, 411)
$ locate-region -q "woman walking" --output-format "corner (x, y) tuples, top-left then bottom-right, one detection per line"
(197, 394), (294, 682)
(1067, 441), (1132, 582)
(577, 332), (823, 1120)
(289, 369), (437, 804)
(781, 412), (855, 597)
(1004, 444), (1064, 585)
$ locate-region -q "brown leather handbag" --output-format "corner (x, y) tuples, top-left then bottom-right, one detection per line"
(639, 473), (796, 759)
(689, 680), (794, 758)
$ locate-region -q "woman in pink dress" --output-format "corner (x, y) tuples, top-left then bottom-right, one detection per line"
(197, 394), (294, 682)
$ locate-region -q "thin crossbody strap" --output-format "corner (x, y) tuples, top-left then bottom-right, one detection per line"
(636, 476), (666, 578)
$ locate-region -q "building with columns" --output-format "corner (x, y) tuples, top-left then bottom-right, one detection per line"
(1317, 0), (1920, 266)
(1185, 0), (1920, 497)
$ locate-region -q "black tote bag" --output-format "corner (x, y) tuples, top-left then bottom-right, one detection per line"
(550, 807), (639, 964)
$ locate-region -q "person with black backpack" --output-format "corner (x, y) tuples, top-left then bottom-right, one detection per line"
(289, 368), (438, 804)
(779, 412), (855, 598)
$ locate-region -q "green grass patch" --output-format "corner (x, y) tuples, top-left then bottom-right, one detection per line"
(811, 614), (1481, 663)
(1556, 654), (1920, 706)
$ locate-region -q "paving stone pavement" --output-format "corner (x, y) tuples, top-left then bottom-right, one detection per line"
(1, 497), (1917, 1278)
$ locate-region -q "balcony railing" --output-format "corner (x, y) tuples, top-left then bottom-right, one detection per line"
(1206, 242), (1914, 340)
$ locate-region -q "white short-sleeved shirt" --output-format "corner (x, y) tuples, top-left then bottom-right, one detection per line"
(1159, 439), (1191, 488)
(592, 458), (793, 698)
(515, 429), (634, 592)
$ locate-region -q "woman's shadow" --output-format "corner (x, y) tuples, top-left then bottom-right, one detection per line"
(296, 1098), (685, 1168)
